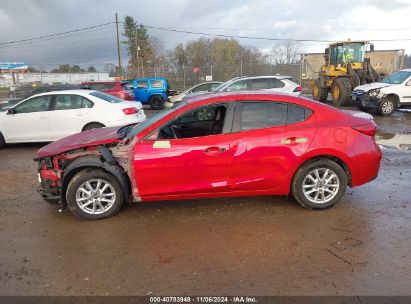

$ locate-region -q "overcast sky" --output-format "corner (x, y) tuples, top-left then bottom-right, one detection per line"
(0, 0), (411, 71)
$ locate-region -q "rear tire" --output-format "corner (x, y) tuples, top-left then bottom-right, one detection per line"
(377, 97), (395, 116)
(83, 122), (104, 131)
(312, 79), (328, 102)
(149, 96), (164, 110)
(331, 78), (352, 107)
(0, 132), (5, 149)
(66, 168), (124, 220)
(291, 159), (347, 210)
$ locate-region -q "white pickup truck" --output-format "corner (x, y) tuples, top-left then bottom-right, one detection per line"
(351, 69), (411, 115)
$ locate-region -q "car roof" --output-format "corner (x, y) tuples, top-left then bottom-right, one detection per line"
(29, 89), (97, 97)
(185, 91), (295, 103)
(400, 69), (411, 72)
(229, 75), (294, 81)
(82, 81), (120, 84)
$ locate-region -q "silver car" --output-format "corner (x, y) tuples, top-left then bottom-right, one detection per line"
(169, 81), (223, 104)
(182, 75), (302, 101)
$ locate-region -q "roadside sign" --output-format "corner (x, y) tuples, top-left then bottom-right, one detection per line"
(205, 75), (212, 81)
(193, 67), (200, 73)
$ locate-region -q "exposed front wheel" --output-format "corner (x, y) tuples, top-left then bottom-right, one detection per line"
(292, 159), (347, 210)
(66, 169), (124, 219)
(331, 78), (352, 107)
(377, 98), (395, 116)
(312, 79), (328, 102)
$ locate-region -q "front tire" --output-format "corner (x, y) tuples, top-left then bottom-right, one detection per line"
(292, 159), (347, 210)
(331, 78), (352, 107)
(377, 97), (395, 116)
(66, 169), (124, 219)
(312, 79), (328, 102)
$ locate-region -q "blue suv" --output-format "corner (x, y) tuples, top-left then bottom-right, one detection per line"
(131, 77), (171, 110)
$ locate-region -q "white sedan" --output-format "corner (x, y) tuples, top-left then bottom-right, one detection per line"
(0, 90), (145, 147)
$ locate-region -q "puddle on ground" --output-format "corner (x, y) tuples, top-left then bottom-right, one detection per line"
(375, 131), (411, 150)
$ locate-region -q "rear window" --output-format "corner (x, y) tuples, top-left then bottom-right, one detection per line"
(151, 79), (165, 88)
(90, 92), (124, 103)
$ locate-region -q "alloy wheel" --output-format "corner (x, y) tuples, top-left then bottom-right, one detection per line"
(302, 168), (340, 204)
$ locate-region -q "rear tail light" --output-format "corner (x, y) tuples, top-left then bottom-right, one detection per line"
(122, 107), (139, 115)
(352, 123), (377, 136)
(293, 86), (303, 92)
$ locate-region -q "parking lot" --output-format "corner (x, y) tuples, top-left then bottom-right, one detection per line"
(0, 105), (410, 296)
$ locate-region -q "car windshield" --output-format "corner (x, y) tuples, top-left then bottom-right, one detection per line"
(90, 91), (124, 103)
(125, 101), (187, 138)
(381, 71), (411, 84)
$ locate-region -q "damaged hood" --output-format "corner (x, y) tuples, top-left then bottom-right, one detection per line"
(36, 126), (123, 158)
(354, 82), (392, 92)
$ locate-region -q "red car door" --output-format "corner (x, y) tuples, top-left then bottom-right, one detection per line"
(227, 101), (317, 193)
(133, 103), (235, 199)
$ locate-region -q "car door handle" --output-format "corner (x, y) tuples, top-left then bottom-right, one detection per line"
(75, 114), (85, 117)
(39, 116), (48, 120)
(281, 137), (308, 145)
(204, 146), (226, 155)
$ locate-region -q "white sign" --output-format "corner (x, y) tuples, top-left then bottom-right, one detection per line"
(205, 75), (213, 81)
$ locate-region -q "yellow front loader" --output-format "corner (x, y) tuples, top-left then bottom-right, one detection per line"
(310, 41), (381, 106)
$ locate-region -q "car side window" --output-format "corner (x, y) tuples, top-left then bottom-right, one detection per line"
(240, 102), (313, 131)
(54, 95), (83, 110)
(158, 104), (228, 140)
(89, 83), (106, 91)
(191, 84), (209, 93)
(271, 78), (285, 88)
(210, 83), (221, 90)
(81, 98), (94, 108)
(287, 104), (312, 124)
(13, 95), (52, 114)
(150, 80), (164, 88)
(104, 83), (116, 90)
(251, 78), (271, 90)
(241, 102), (287, 131)
(226, 80), (248, 92)
(137, 81), (148, 89)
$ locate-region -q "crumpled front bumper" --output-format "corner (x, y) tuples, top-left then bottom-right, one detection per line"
(351, 91), (380, 109)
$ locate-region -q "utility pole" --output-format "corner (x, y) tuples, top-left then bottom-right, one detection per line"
(115, 13), (122, 79)
(135, 24), (140, 78)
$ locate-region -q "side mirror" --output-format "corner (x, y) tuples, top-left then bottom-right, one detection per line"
(324, 47), (329, 54)
(224, 88), (231, 92)
(7, 108), (16, 115)
(370, 44), (375, 52)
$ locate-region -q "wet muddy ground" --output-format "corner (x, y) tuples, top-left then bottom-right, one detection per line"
(0, 106), (410, 296)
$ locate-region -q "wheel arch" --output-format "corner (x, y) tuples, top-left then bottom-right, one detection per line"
(148, 93), (166, 101)
(383, 93), (400, 107)
(60, 156), (131, 205)
(291, 154), (352, 191)
(82, 122), (105, 131)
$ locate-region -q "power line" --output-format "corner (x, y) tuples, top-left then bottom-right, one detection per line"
(142, 24), (411, 42)
(0, 22), (115, 46)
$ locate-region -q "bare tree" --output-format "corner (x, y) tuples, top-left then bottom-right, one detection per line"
(270, 40), (303, 65)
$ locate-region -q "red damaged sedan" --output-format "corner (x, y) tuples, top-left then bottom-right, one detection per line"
(36, 92), (382, 219)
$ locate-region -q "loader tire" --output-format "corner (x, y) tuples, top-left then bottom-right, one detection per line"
(331, 78), (352, 107)
(312, 79), (328, 102)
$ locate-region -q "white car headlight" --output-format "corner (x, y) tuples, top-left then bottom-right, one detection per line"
(368, 88), (380, 97)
